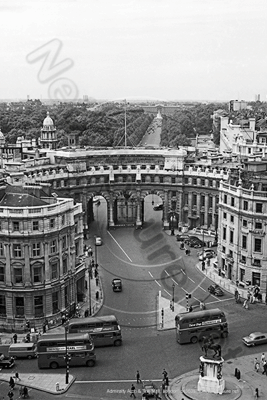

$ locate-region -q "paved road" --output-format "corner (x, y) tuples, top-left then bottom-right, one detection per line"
(3, 201), (267, 399)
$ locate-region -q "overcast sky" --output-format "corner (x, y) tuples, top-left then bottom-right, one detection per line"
(2, 0), (267, 102)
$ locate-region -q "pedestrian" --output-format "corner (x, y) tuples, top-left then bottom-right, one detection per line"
(255, 388), (259, 399)
(42, 322), (46, 334)
(243, 299), (248, 309)
(7, 390), (14, 399)
(255, 360), (260, 372)
(262, 360), (267, 375)
(12, 333), (17, 344)
(94, 269), (98, 278)
(25, 333), (30, 343)
(130, 384), (136, 398)
(155, 388), (161, 399)
(162, 369), (168, 379)
(188, 305), (193, 312)
(261, 352), (265, 367)
(9, 376), (15, 389)
(201, 261), (205, 271)
(14, 371), (21, 381)
(136, 370), (141, 383)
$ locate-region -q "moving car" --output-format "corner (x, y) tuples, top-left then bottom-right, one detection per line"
(95, 236), (102, 246)
(208, 284), (224, 296)
(242, 332), (267, 347)
(198, 249), (215, 260)
(142, 380), (158, 397)
(0, 355), (15, 369)
(153, 204), (163, 211)
(112, 278), (122, 292)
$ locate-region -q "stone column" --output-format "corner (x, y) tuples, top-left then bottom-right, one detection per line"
(23, 243), (31, 287)
(163, 190), (169, 229)
(136, 189), (142, 228)
(204, 194), (209, 228)
(178, 191), (183, 227)
(108, 191), (114, 227)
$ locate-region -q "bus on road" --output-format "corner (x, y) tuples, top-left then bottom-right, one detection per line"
(68, 315), (122, 347)
(175, 308), (228, 344)
(37, 333), (96, 369)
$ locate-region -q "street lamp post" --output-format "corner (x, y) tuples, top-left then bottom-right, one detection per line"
(65, 324), (70, 384)
(172, 284), (175, 312)
(88, 262), (92, 316)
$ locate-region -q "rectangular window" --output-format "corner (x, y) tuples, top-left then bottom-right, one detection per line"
(201, 196), (205, 207)
(242, 235), (247, 249)
(230, 230), (234, 244)
(252, 272), (261, 286)
(34, 296), (43, 317)
(224, 194), (227, 204)
(201, 179), (205, 186)
(32, 242), (41, 257)
(0, 294), (6, 315)
(13, 221), (19, 231)
(223, 227), (226, 240)
(243, 201), (248, 211)
(255, 222), (262, 229)
(32, 221), (39, 231)
(0, 266), (4, 282)
(63, 258), (68, 274)
(208, 196), (212, 208)
(64, 286), (69, 308)
(229, 250), (233, 258)
(193, 194), (197, 206)
(222, 246), (226, 254)
(14, 268), (23, 284)
(61, 215), (65, 226)
(184, 178), (188, 184)
(223, 212), (227, 219)
(209, 180), (213, 187)
(242, 219), (248, 227)
(52, 292), (59, 314)
(256, 203), (262, 213)
(13, 244), (22, 258)
(15, 297), (24, 317)
(193, 178), (197, 185)
(50, 240), (57, 254)
(240, 255), (246, 264)
(50, 218), (55, 228)
(253, 259), (261, 267)
(62, 235), (67, 250)
(230, 215), (234, 223)
(240, 268), (245, 282)
(254, 238), (262, 252)
(231, 197), (234, 207)
(51, 262), (58, 280)
(33, 266), (42, 283)
(184, 193), (188, 204)
(0, 243), (4, 257)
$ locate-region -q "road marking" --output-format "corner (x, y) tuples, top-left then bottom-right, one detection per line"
(148, 271), (154, 278)
(171, 278), (179, 285)
(164, 289), (171, 296)
(188, 277), (195, 283)
(199, 286), (206, 292)
(164, 270), (170, 276)
(107, 231), (132, 262)
(154, 280), (161, 287)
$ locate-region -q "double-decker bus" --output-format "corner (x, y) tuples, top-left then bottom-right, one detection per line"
(175, 308), (228, 344)
(36, 333), (96, 369)
(68, 315), (122, 347)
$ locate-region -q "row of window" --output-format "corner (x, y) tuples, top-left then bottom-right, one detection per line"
(222, 227), (262, 252)
(3, 215), (67, 232)
(223, 195), (263, 213)
(0, 236), (70, 258)
(223, 213), (264, 230)
(184, 177), (219, 188)
(184, 193), (218, 208)
(0, 261), (68, 284)
(0, 290), (68, 317)
(221, 247), (262, 267)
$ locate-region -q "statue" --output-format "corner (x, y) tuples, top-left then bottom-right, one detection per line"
(202, 336), (221, 359)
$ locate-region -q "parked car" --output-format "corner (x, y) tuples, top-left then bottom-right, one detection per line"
(95, 236), (102, 246)
(112, 278), (122, 292)
(242, 332), (267, 347)
(176, 234), (190, 242)
(153, 204), (163, 211)
(187, 239), (203, 248)
(208, 284), (224, 296)
(198, 249), (216, 260)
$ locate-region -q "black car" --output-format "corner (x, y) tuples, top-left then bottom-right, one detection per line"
(176, 234), (190, 242)
(0, 355), (15, 369)
(112, 278), (122, 292)
(188, 238), (206, 248)
(153, 204), (163, 211)
(208, 284), (224, 296)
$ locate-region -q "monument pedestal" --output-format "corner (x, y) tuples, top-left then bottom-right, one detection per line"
(198, 356), (225, 395)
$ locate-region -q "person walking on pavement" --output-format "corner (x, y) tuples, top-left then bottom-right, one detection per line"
(254, 388), (259, 399)
(9, 376), (15, 390)
(14, 371), (21, 381)
(261, 352), (265, 368)
(162, 368), (168, 379)
(7, 390), (14, 399)
(255, 359), (260, 372)
(130, 384), (136, 398)
(136, 370), (141, 383)
(12, 333), (17, 344)
(262, 360), (267, 375)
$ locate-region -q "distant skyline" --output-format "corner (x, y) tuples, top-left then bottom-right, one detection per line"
(2, 0), (267, 102)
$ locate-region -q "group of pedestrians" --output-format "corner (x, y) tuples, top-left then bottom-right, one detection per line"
(7, 373), (28, 398)
(254, 352), (267, 398)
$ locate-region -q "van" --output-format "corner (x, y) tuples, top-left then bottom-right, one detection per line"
(8, 343), (36, 359)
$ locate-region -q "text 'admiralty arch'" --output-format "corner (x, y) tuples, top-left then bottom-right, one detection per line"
(16, 148), (229, 233)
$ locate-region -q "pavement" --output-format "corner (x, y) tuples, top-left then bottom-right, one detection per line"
(157, 228), (267, 399)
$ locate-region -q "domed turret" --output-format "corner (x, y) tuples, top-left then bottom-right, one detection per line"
(43, 112), (54, 128)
